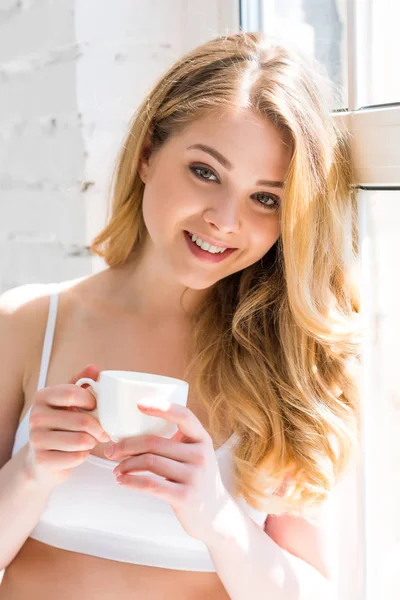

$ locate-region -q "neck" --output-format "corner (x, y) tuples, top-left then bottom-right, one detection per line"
(100, 241), (211, 323)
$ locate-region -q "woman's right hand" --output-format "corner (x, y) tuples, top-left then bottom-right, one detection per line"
(24, 365), (111, 485)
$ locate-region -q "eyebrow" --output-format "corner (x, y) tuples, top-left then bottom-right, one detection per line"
(187, 143), (284, 188)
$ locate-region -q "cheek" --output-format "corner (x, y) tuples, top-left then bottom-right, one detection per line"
(250, 219), (281, 257)
(142, 172), (200, 237)
(141, 187), (162, 238)
(141, 180), (179, 239)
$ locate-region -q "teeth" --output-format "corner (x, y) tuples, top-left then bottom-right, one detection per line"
(189, 233), (227, 254)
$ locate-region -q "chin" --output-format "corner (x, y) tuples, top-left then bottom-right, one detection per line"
(175, 269), (222, 291)
(179, 277), (217, 291)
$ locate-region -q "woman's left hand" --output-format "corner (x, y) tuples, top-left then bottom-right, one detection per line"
(106, 399), (234, 544)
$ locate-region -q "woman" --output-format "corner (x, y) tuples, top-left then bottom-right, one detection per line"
(0, 32), (360, 599)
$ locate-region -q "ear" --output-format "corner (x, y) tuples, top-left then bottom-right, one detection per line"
(137, 127), (154, 185)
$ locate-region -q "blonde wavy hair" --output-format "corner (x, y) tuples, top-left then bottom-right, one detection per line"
(91, 32), (361, 520)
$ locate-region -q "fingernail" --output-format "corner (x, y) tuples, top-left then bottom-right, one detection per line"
(104, 444), (115, 457)
(137, 399), (153, 408)
(138, 399), (169, 410)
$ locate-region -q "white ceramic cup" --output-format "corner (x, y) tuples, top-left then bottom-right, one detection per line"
(74, 370), (189, 443)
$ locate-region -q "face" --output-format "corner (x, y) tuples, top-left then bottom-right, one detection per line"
(137, 108), (292, 290)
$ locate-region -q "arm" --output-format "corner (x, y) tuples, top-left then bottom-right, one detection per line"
(0, 285), (59, 569)
(205, 495), (337, 600)
(0, 444), (60, 570)
(0, 286), (108, 570)
(107, 398), (338, 598)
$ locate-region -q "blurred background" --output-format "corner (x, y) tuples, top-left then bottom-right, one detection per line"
(0, 1), (399, 598)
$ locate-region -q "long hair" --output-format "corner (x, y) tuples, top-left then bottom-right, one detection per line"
(91, 32), (361, 520)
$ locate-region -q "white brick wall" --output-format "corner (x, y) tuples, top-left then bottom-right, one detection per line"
(0, 0), (239, 291)
(0, 0), (85, 289)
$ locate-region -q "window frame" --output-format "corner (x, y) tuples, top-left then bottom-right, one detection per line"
(240, 1), (400, 599)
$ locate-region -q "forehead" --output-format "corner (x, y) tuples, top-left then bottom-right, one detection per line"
(170, 108), (292, 179)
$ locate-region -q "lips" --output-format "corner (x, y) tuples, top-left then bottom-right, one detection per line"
(186, 231), (233, 250)
(183, 231), (237, 263)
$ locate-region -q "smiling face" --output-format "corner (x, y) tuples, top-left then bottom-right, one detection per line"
(137, 108), (292, 290)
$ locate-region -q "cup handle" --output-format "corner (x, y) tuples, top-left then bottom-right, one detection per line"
(74, 377), (99, 418)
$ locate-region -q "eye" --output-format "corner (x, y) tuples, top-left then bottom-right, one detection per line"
(189, 164), (281, 211)
(189, 165), (219, 183)
(253, 192), (281, 211)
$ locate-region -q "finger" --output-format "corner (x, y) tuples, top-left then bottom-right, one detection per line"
(169, 430), (186, 444)
(68, 364), (100, 385)
(30, 429), (98, 452)
(30, 404), (110, 443)
(114, 453), (191, 483)
(33, 449), (91, 470)
(116, 472), (182, 502)
(108, 435), (204, 463)
(137, 401), (209, 443)
(34, 384), (97, 411)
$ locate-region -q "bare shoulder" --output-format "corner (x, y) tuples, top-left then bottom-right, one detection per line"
(0, 274), (97, 324)
(0, 275), (99, 379)
(0, 283), (62, 347)
(0, 285), (48, 467)
(0, 283), (49, 311)
(0, 275), (92, 312)
(0, 282), (71, 345)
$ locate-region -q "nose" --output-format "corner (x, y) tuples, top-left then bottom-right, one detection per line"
(202, 197), (241, 234)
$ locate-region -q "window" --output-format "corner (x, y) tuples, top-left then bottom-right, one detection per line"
(241, 2), (400, 599)
(241, 0), (348, 108)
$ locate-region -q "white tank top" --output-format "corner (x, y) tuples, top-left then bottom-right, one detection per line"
(11, 287), (269, 571)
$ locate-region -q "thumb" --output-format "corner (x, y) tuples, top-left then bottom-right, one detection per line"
(68, 364), (100, 386)
(170, 429), (186, 443)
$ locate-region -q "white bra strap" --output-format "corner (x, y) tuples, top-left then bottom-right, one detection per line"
(37, 291), (59, 391)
